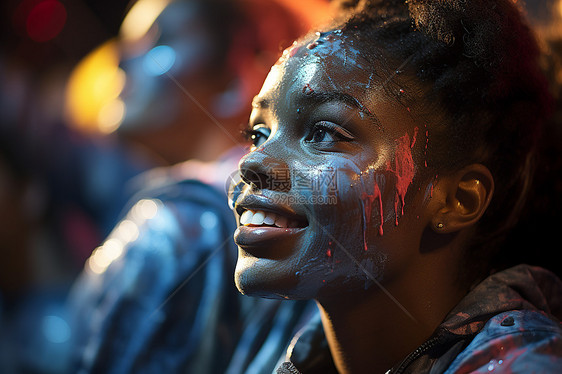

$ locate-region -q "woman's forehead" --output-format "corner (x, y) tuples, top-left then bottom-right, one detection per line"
(256, 30), (389, 106)
(251, 30), (423, 140)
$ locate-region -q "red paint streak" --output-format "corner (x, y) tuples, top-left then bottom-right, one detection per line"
(374, 183), (384, 236)
(302, 83), (314, 95)
(386, 128), (418, 225)
(410, 127), (419, 149)
(326, 248), (332, 257)
(430, 175), (438, 199)
(361, 182), (384, 251)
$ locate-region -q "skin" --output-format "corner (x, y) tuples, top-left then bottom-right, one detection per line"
(234, 31), (429, 298)
(232, 29), (494, 373)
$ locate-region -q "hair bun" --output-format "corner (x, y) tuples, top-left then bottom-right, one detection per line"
(407, 0), (534, 71)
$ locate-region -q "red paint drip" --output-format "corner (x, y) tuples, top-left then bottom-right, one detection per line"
(374, 183), (384, 236)
(302, 83), (314, 95)
(386, 128), (418, 225)
(410, 127), (418, 149)
(361, 182), (384, 251)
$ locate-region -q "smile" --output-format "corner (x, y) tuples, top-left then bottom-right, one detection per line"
(239, 209), (307, 228)
(233, 194), (309, 254)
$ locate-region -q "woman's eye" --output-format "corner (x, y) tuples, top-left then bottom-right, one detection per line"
(247, 125), (271, 148)
(307, 121), (354, 145)
(311, 127), (335, 143)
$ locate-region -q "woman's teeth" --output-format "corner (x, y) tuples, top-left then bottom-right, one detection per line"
(240, 209), (298, 228)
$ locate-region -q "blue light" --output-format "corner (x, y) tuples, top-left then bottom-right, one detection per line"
(42, 315), (71, 344)
(143, 45), (176, 76)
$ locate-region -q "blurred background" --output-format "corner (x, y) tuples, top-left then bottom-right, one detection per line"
(0, 0), (332, 372)
(0, 0), (560, 373)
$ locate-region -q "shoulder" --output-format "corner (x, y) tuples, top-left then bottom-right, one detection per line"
(446, 310), (562, 373)
(69, 176), (237, 312)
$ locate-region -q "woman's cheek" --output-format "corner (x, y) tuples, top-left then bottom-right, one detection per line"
(292, 160), (390, 294)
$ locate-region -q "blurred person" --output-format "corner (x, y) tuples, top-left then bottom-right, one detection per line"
(113, 0), (328, 165)
(0, 0), (162, 368)
(0, 47), (150, 373)
(66, 0), (332, 373)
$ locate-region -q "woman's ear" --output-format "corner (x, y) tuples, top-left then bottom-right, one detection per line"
(429, 164), (494, 233)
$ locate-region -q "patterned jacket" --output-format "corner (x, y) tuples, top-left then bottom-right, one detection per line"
(277, 265), (562, 373)
(68, 150), (315, 374)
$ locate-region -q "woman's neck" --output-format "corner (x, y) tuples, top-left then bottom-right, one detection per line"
(316, 255), (467, 374)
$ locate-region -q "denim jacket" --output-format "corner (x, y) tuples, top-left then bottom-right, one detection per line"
(68, 150), (314, 374)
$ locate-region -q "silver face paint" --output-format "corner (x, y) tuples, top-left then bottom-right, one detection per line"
(232, 29), (429, 301)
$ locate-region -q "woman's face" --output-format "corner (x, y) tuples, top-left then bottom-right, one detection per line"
(232, 30), (432, 301)
(118, 2), (214, 131)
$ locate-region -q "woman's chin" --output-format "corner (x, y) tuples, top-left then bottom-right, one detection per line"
(234, 256), (322, 300)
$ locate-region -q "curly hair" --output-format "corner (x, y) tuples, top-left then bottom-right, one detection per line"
(333, 0), (554, 281)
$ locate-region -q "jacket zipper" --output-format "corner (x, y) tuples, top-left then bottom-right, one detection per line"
(390, 335), (442, 374)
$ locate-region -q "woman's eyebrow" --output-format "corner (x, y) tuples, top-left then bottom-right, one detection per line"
(300, 90), (382, 127)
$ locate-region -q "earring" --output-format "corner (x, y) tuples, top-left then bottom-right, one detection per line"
(436, 222), (444, 229)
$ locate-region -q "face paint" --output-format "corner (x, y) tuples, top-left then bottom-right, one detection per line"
(232, 28), (431, 301)
(385, 128), (418, 225)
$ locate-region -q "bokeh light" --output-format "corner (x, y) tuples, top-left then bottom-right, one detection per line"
(41, 315), (71, 343)
(143, 45), (176, 76)
(120, 0), (172, 43)
(86, 199), (161, 274)
(25, 0), (67, 42)
(64, 40), (126, 134)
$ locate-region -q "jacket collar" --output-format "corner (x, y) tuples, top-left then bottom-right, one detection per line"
(283, 265), (562, 373)
(438, 264), (562, 337)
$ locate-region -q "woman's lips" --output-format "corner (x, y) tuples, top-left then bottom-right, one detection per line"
(234, 225), (306, 259)
(234, 207), (308, 258)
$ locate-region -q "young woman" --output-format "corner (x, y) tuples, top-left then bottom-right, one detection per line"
(230, 0), (562, 372)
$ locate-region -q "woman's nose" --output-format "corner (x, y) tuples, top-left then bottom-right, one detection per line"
(239, 150), (291, 192)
